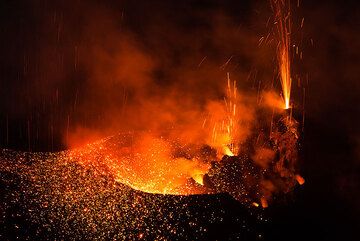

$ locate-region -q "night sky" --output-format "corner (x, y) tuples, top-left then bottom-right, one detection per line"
(0, 0), (359, 240)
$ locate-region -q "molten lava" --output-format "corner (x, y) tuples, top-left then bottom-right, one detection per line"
(69, 133), (211, 195)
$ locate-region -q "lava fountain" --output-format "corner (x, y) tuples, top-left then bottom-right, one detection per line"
(272, 0), (292, 109)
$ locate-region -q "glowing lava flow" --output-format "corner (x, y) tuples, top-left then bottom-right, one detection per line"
(272, 0), (292, 109)
(68, 133), (212, 196)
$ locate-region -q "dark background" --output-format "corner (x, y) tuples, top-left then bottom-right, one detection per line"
(0, 0), (359, 240)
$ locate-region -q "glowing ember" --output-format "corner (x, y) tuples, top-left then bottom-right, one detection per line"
(295, 174), (305, 185)
(252, 202), (260, 207)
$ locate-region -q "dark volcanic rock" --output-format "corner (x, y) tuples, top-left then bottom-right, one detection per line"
(204, 155), (261, 204)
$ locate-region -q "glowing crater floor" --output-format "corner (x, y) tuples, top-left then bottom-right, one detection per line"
(0, 149), (264, 240)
